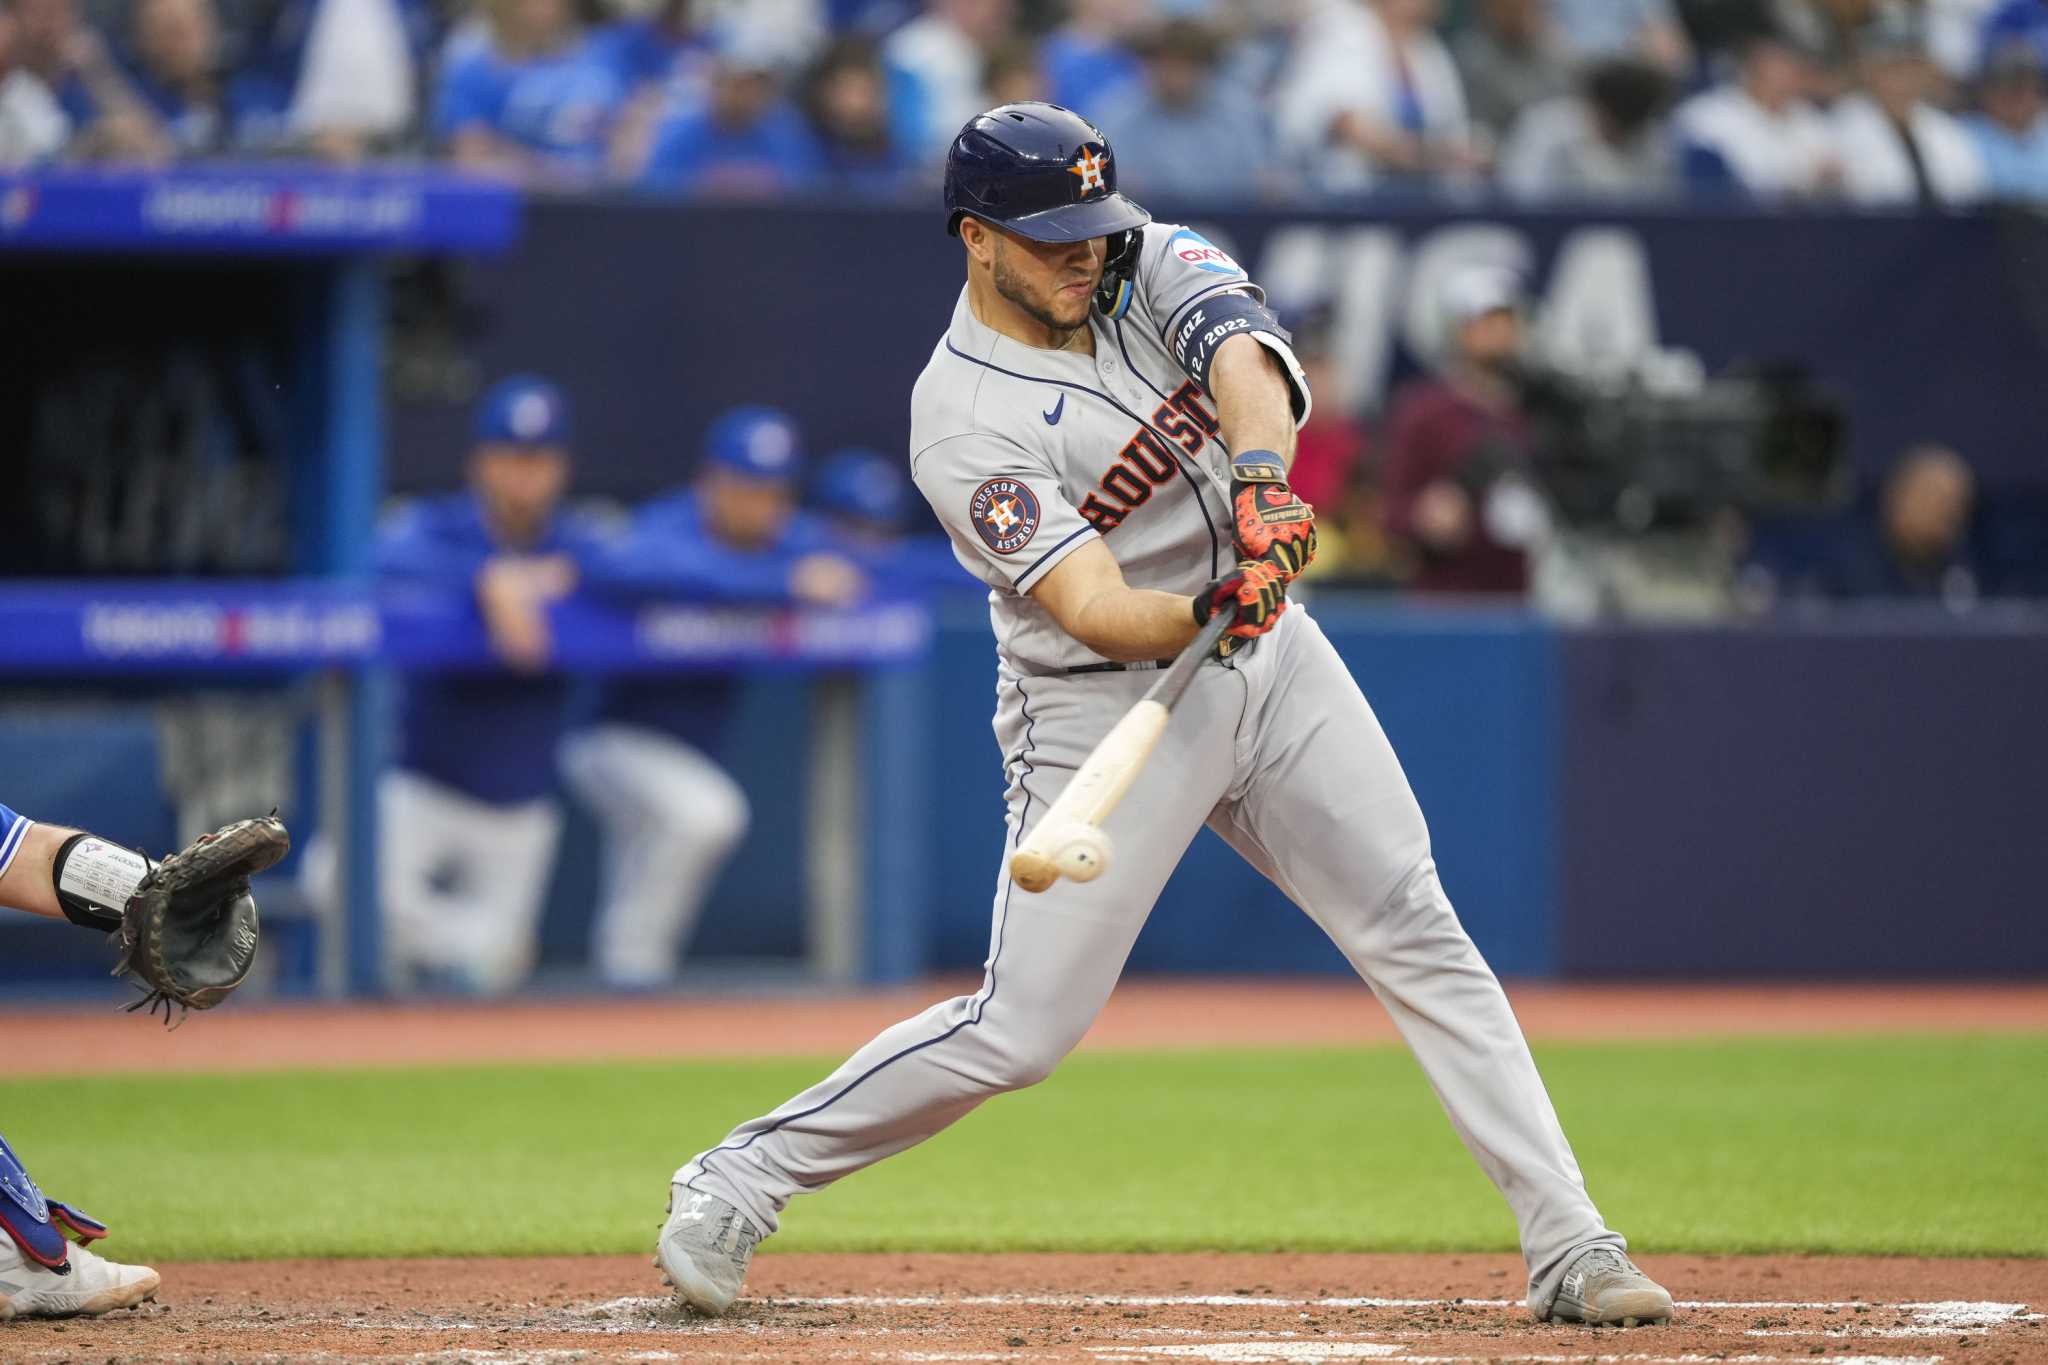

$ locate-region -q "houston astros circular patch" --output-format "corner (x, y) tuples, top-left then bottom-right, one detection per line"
(970, 478), (1041, 555)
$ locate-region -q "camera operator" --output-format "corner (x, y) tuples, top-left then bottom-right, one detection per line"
(1382, 264), (1539, 595)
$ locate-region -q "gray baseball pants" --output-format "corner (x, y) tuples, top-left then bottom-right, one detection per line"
(677, 606), (1623, 1311)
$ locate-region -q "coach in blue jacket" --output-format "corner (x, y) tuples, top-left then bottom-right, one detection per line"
(564, 406), (864, 989)
(375, 375), (602, 993)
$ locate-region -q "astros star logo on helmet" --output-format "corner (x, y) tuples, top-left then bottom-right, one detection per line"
(1068, 146), (1107, 196)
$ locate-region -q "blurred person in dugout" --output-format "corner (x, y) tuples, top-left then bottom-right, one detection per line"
(564, 406), (866, 990)
(811, 446), (977, 595)
(374, 376), (601, 993)
(1381, 264), (1542, 596)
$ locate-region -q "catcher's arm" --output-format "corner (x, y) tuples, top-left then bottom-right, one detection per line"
(0, 822), (146, 925)
(2, 813), (289, 1018)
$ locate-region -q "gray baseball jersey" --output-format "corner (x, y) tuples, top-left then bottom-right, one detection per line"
(909, 222), (1308, 673)
(677, 221), (1629, 1318)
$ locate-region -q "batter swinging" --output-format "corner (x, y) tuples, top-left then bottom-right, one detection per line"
(657, 103), (1674, 1329)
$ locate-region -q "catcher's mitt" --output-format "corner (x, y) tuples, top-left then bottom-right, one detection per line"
(115, 815), (290, 1021)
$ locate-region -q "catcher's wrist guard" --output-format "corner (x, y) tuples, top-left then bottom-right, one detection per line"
(51, 833), (149, 935)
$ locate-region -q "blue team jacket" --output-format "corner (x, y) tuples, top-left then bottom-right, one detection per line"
(577, 490), (840, 746)
(376, 493), (605, 806)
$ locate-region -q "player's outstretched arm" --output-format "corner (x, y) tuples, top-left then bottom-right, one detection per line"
(1210, 333), (1300, 468)
(0, 822), (81, 920)
(1031, 540), (1203, 662)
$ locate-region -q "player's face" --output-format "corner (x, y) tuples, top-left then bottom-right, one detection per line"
(470, 444), (569, 543)
(703, 469), (795, 549)
(1458, 309), (1522, 369)
(990, 228), (1106, 336)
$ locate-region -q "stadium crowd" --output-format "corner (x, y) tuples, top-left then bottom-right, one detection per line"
(1, 0), (2046, 204)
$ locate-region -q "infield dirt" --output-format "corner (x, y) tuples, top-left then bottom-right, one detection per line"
(5, 1251), (2044, 1363)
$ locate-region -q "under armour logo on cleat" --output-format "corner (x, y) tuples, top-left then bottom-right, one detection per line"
(678, 1194), (713, 1224)
(1042, 395), (1065, 425)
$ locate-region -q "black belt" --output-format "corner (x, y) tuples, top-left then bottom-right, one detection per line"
(1062, 658), (1174, 675)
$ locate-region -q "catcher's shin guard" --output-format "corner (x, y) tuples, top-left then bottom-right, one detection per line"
(0, 1133), (108, 1271)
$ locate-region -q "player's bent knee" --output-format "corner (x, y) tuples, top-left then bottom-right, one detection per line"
(699, 779), (750, 851)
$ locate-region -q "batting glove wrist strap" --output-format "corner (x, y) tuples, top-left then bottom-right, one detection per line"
(1229, 450), (1288, 485)
(1229, 453), (1317, 582)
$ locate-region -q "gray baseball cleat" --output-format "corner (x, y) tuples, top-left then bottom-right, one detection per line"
(1535, 1245), (1674, 1326)
(654, 1185), (762, 1316)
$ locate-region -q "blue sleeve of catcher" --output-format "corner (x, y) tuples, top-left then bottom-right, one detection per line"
(0, 1131), (106, 1270)
(0, 803), (29, 880)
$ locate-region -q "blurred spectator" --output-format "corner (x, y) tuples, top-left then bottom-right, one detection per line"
(638, 24), (823, 195)
(1967, 34), (2048, 199)
(591, 0), (705, 92)
(1549, 0), (1691, 74)
(1925, 0), (2002, 79)
(1093, 18), (1274, 200)
(1040, 0), (1146, 116)
(1452, 0), (1574, 144)
(885, 0), (1014, 158)
(1979, 0), (2048, 64)
(433, 0), (627, 184)
(1281, 311), (1403, 586)
(124, 0), (231, 158)
(375, 376), (594, 994)
(812, 446), (975, 592)
(1674, 27), (1841, 199)
(0, 1), (68, 164)
(566, 406), (865, 989)
(1274, 0), (1483, 194)
(803, 34), (917, 192)
(1829, 444), (1981, 603)
(982, 34), (1044, 107)
(232, 0), (422, 161)
(1830, 7), (1987, 204)
(17, 0), (174, 161)
(1381, 265), (1539, 595)
(591, 0), (711, 178)
(1500, 56), (1677, 199)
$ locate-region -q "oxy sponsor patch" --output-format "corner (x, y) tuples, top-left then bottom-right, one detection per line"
(1167, 228), (1241, 275)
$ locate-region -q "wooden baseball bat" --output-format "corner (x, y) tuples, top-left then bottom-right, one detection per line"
(1009, 610), (1234, 894)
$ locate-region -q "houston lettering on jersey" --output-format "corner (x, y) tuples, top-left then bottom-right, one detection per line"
(1078, 381), (1219, 533)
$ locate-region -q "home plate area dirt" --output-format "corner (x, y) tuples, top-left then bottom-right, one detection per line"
(6, 1252), (2044, 1364)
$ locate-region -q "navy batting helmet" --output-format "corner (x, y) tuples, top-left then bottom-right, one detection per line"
(944, 102), (1150, 245)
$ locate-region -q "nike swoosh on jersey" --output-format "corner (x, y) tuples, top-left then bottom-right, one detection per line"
(1042, 395), (1065, 425)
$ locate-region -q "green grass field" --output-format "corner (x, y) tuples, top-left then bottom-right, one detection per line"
(3, 1036), (2041, 1263)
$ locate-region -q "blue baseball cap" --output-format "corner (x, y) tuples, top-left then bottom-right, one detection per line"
(705, 406), (803, 482)
(475, 376), (572, 448)
(813, 448), (909, 527)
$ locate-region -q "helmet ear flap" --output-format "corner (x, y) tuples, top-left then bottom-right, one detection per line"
(1094, 228), (1141, 319)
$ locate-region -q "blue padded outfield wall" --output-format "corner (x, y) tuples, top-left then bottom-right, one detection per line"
(5, 601), (2044, 984)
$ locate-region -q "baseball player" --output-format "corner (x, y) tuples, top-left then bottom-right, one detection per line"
(812, 447), (979, 596)
(565, 407), (866, 988)
(375, 375), (602, 994)
(655, 104), (1673, 1329)
(1, 800), (283, 1318)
